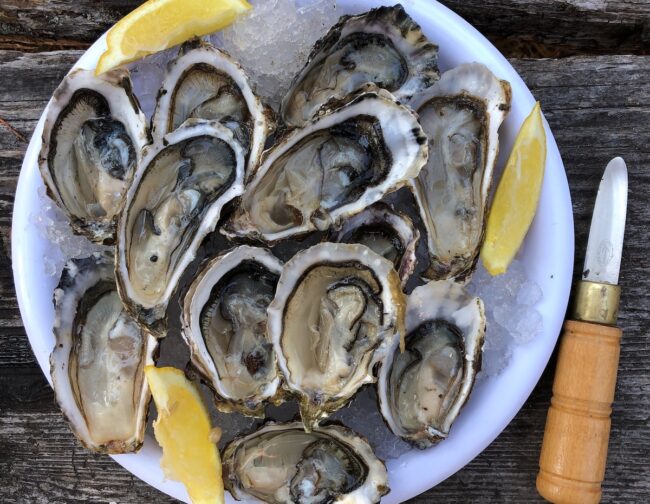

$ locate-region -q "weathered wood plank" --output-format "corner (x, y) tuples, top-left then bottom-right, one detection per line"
(0, 51), (649, 502)
(0, 405), (177, 503)
(0, 1), (137, 50)
(0, 1), (649, 56)
(442, 0), (650, 57)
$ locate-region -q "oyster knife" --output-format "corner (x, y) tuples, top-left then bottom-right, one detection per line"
(537, 157), (628, 504)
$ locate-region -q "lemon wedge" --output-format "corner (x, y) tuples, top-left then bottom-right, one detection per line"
(144, 366), (224, 504)
(481, 102), (547, 276)
(96, 0), (252, 75)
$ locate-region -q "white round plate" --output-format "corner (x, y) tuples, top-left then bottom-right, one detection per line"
(12, 0), (573, 502)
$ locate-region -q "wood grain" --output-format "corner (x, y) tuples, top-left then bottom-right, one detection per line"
(442, 0), (650, 57)
(0, 1), (649, 56)
(1, 38), (649, 504)
(0, 1), (138, 50)
(538, 321), (622, 504)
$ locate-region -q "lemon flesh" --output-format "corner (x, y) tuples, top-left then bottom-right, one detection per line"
(96, 0), (252, 75)
(481, 102), (547, 276)
(144, 366), (224, 504)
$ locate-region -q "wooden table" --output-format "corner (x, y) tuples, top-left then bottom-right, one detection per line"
(1, 1), (648, 502)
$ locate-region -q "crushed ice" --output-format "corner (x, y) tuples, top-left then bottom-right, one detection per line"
(31, 187), (106, 279)
(468, 259), (544, 379)
(215, 0), (343, 109)
(128, 50), (173, 120)
(37, 0), (546, 461)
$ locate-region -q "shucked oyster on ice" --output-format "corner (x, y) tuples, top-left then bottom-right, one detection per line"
(39, 68), (149, 244)
(330, 201), (420, 289)
(223, 91), (428, 244)
(409, 63), (512, 281)
(281, 4), (439, 127)
(116, 119), (245, 333)
(50, 252), (157, 453)
(181, 246), (284, 416)
(151, 39), (274, 182)
(268, 242), (406, 429)
(378, 280), (485, 448)
(223, 422), (389, 504)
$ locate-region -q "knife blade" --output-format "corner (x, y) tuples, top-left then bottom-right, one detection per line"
(582, 156), (628, 285)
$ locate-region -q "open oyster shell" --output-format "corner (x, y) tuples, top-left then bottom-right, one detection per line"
(39, 68), (149, 244)
(377, 280), (485, 448)
(50, 252), (158, 453)
(151, 39), (274, 182)
(329, 201), (419, 289)
(409, 63), (512, 281)
(223, 421), (389, 504)
(223, 91), (428, 244)
(268, 242), (406, 429)
(181, 245), (284, 416)
(281, 4), (439, 127)
(116, 119), (245, 334)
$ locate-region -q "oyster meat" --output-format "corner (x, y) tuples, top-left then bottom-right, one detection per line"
(409, 63), (512, 281)
(281, 5), (439, 127)
(223, 422), (388, 504)
(151, 39), (273, 182)
(39, 69), (149, 244)
(224, 91), (428, 243)
(378, 280), (485, 448)
(268, 242), (405, 429)
(182, 246), (284, 416)
(330, 201), (419, 288)
(116, 119), (245, 333)
(50, 252), (157, 453)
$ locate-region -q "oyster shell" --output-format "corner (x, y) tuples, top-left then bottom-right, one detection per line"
(151, 39), (273, 182)
(223, 421), (389, 504)
(39, 68), (149, 244)
(377, 280), (485, 448)
(330, 201), (419, 288)
(224, 91), (428, 244)
(281, 5), (439, 127)
(181, 246), (284, 416)
(116, 119), (245, 333)
(268, 242), (405, 429)
(409, 63), (512, 281)
(50, 252), (157, 453)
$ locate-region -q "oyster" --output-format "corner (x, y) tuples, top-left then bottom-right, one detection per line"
(151, 39), (273, 182)
(39, 69), (149, 244)
(378, 280), (485, 448)
(223, 422), (389, 504)
(330, 201), (419, 288)
(224, 91), (428, 243)
(116, 119), (245, 333)
(268, 242), (405, 429)
(50, 252), (157, 453)
(181, 246), (284, 416)
(281, 5), (439, 127)
(409, 63), (512, 281)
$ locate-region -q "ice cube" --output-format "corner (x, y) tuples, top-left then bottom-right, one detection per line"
(512, 306), (543, 344)
(517, 280), (544, 307)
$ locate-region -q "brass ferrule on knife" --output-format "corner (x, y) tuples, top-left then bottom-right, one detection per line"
(570, 280), (621, 326)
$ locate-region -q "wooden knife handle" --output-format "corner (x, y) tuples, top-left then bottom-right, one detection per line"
(536, 320), (622, 503)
